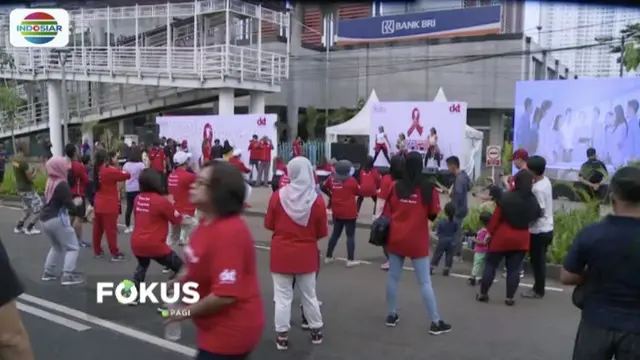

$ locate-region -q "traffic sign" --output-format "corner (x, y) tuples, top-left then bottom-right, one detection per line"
(486, 145), (501, 167)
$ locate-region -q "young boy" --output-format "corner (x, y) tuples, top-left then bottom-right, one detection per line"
(468, 211), (492, 286)
(431, 202), (460, 276)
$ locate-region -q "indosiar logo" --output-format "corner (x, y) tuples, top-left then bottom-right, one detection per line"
(10, 9), (70, 48)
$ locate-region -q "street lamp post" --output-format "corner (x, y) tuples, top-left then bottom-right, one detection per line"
(52, 48), (71, 145)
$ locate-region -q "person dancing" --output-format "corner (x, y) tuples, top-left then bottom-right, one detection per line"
(265, 156), (326, 350)
(396, 133), (407, 156)
(373, 126), (392, 164)
(425, 127), (441, 168)
(357, 156), (380, 220)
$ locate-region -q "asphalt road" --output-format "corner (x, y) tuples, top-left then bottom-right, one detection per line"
(1, 204), (581, 359)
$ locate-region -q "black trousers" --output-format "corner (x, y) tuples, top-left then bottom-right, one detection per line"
(573, 318), (640, 360)
(480, 251), (526, 299)
(373, 147), (390, 164)
(133, 252), (184, 291)
(431, 239), (455, 269)
(529, 231), (553, 296)
(425, 148), (441, 167)
(125, 191), (139, 227)
(356, 195), (377, 215)
(196, 350), (250, 360)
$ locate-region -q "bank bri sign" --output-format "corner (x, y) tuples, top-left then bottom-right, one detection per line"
(336, 6), (501, 44)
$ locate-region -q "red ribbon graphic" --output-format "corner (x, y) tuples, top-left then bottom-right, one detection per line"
(407, 108), (423, 137)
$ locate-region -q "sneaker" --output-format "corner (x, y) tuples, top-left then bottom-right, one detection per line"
(345, 260), (359, 268)
(110, 254), (126, 262)
(442, 268), (450, 276)
(429, 320), (452, 335)
(13, 227), (24, 234)
(275, 334), (289, 351)
(429, 267), (434, 275)
(310, 329), (323, 345)
(521, 289), (544, 299)
(41, 272), (57, 281)
(467, 277), (477, 286)
(380, 261), (390, 270)
(520, 270), (525, 279)
(123, 227), (133, 234)
(94, 252), (105, 259)
(504, 298), (516, 306)
(162, 267), (171, 274)
(385, 313), (399, 327)
(79, 241), (91, 248)
(61, 273), (84, 286)
(324, 257), (334, 264)
(24, 228), (41, 235)
(301, 313), (310, 330)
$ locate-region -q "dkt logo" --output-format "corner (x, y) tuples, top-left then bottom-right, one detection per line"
(449, 104), (461, 113)
(256, 117), (267, 126)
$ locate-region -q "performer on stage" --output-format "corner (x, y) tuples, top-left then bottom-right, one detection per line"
(425, 127), (441, 168)
(373, 126), (391, 164)
(396, 133), (407, 156)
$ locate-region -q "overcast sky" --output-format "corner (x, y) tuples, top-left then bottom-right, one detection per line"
(524, 1), (541, 36)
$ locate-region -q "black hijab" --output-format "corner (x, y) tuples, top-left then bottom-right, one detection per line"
(395, 151), (434, 206)
(389, 155), (405, 181)
(498, 170), (541, 229)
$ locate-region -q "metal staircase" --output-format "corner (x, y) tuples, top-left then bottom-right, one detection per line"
(0, 0), (289, 90)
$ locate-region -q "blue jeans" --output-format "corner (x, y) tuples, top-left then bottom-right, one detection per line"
(386, 253), (440, 323)
(326, 219), (356, 260)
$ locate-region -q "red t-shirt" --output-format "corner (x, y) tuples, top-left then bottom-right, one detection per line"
(260, 140), (273, 162)
(149, 148), (166, 173)
(265, 191), (328, 274)
(167, 167), (197, 216)
(248, 140), (261, 161)
(324, 176), (359, 220)
(486, 206), (530, 252)
(184, 216), (264, 355)
(95, 165), (130, 214)
(229, 157), (251, 174)
(359, 168), (381, 197)
(383, 186), (440, 258)
(70, 160), (89, 197)
(131, 192), (182, 257)
(378, 174), (394, 200)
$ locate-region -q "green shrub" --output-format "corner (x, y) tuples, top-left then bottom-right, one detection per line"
(0, 163), (47, 195)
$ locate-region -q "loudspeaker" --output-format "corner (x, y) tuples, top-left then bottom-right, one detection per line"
(331, 143), (367, 167)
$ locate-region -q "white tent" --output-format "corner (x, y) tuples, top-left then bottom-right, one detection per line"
(431, 87), (484, 180)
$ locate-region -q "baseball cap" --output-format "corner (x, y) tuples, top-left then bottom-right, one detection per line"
(511, 148), (529, 161)
(173, 151), (191, 166)
(232, 149), (242, 157)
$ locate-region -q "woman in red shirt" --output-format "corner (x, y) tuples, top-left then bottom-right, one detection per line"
(477, 169), (541, 306)
(130, 169), (184, 304)
(376, 155), (405, 270)
(165, 161), (264, 359)
(383, 152), (451, 335)
(324, 160), (359, 267)
(357, 156), (381, 220)
(93, 150), (130, 261)
(265, 156), (327, 350)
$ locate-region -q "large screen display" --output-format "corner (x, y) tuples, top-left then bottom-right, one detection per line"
(514, 78), (640, 180)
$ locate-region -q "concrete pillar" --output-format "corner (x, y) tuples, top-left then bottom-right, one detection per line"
(286, 5), (303, 140)
(47, 81), (63, 156)
(118, 119), (125, 135)
(248, 91), (265, 114)
(219, 88), (235, 115)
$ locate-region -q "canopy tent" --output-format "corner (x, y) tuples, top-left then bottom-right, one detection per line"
(325, 90), (379, 141)
(431, 87), (484, 180)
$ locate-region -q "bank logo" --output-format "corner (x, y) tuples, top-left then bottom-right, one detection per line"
(10, 9), (70, 48)
(381, 20), (395, 35)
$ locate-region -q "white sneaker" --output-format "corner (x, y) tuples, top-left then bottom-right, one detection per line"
(324, 257), (334, 264)
(124, 227), (133, 234)
(24, 228), (41, 235)
(13, 227), (24, 234)
(345, 260), (359, 268)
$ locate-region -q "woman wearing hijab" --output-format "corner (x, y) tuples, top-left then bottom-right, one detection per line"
(383, 152), (450, 334)
(40, 156), (83, 286)
(477, 170), (541, 306)
(265, 156), (327, 351)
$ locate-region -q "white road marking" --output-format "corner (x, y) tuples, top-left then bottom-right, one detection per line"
(253, 244), (372, 265)
(17, 302), (92, 331)
(19, 294), (196, 357)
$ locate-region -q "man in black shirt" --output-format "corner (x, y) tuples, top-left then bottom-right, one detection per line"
(578, 148), (608, 202)
(562, 166), (640, 359)
(211, 139), (223, 160)
(0, 238), (34, 359)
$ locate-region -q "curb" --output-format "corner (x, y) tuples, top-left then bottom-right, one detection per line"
(0, 195), (563, 281)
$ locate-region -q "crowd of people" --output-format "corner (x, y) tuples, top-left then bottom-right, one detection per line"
(1, 130), (639, 359)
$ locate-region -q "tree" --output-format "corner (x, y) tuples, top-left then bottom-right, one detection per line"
(300, 106), (323, 140)
(618, 23), (640, 72)
(0, 49), (16, 88)
(0, 87), (25, 152)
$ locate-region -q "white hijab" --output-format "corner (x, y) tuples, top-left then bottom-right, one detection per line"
(279, 156), (318, 226)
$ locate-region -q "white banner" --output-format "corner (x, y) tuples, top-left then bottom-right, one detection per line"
(369, 101), (467, 169)
(156, 114), (278, 177)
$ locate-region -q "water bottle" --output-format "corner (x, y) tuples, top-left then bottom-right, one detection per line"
(164, 301), (182, 341)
